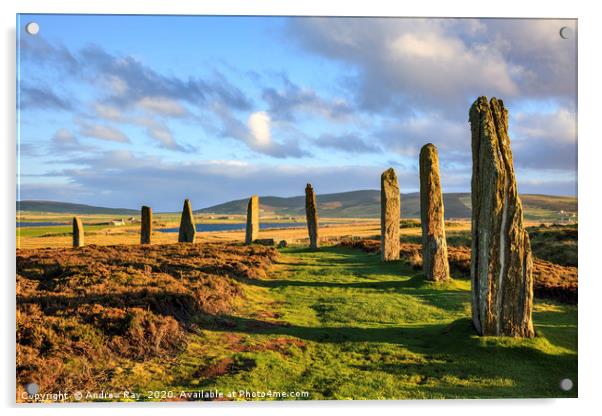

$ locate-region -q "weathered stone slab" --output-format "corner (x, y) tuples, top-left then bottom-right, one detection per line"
(419, 144), (450, 282)
(380, 168), (400, 261)
(141, 205), (152, 244)
(469, 96), (534, 338)
(178, 199), (196, 243)
(305, 183), (320, 249)
(72, 217), (84, 247)
(245, 195), (259, 245)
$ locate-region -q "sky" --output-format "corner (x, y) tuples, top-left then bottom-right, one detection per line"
(17, 15), (577, 211)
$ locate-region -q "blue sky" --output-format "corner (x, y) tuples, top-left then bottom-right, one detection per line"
(17, 15), (577, 211)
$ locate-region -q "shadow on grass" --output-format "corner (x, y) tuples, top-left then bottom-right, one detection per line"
(204, 313), (461, 345)
(198, 314), (577, 398)
(233, 246), (471, 316)
(532, 309), (578, 352)
(240, 245), (423, 286)
(227, 273), (427, 290)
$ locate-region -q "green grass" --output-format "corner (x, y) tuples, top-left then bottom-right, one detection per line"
(523, 207), (567, 222)
(118, 246), (577, 400)
(16, 224), (109, 238)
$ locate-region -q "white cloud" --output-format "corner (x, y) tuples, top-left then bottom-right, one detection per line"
(262, 75), (353, 122)
(52, 128), (77, 144)
(378, 113), (467, 160)
(288, 18), (575, 116)
(78, 122), (129, 143)
(513, 107), (576, 144)
(49, 128), (96, 154)
(388, 32), (518, 96)
(94, 103), (123, 121)
(212, 104), (308, 158)
(508, 107), (577, 171)
(92, 102), (188, 151)
(137, 96), (187, 117)
(131, 116), (187, 151)
(29, 150), (417, 210)
(103, 75), (129, 96)
(146, 125), (175, 146)
(247, 111), (271, 147)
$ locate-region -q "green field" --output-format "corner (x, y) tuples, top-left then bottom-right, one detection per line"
(125, 246), (577, 400)
(16, 224), (111, 238)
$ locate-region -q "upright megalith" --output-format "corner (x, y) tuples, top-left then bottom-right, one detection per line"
(245, 195), (259, 245)
(419, 144), (450, 282)
(178, 199), (196, 243)
(141, 206), (152, 245)
(380, 168), (400, 261)
(72, 217), (84, 248)
(305, 183), (320, 249)
(469, 96), (534, 338)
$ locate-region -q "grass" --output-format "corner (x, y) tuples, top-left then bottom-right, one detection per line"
(17, 224), (109, 238)
(17, 242), (577, 401)
(126, 246), (577, 401)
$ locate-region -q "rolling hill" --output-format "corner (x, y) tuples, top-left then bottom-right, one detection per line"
(197, 190), (578, 221)
(17, 191), (577, 221)
(17, 201), (138, 215)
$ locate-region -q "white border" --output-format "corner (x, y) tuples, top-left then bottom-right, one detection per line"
(2, 1), (600, 416)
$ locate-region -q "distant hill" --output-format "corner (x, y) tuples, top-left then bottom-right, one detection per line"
(197, 190), (577, 221)
(17, 192), (577, 221)
(17, 201), (138, 215)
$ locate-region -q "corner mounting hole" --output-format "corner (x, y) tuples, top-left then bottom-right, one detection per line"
(25, 22), (39, 35)
(559, 26), (572, 40)
(25, 382), (39, 395)
(560, 378), (573, 391)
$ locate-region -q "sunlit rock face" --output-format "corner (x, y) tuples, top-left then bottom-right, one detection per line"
(419, 143), (450, 282)
(72, 217), (84, 248)
(469, 97), (534, 338)
(381, 168), (400, 262)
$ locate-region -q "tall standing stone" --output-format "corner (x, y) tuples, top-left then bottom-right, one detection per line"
(381, 168), (400, 261)
(305, 183), (320, 249)
(178, 199), (196, 243)
(72, 216), (84, 247)
(245, 195), (259, 245)
(419, 144), (450, 282)
(141, 206), (152, 245)
(469, 96), (534, 338)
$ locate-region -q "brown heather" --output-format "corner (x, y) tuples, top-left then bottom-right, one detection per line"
(16, 243), (277, 401)
(338, 239), (577, 305)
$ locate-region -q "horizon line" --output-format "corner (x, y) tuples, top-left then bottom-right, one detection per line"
(16, 189), (578, 212)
